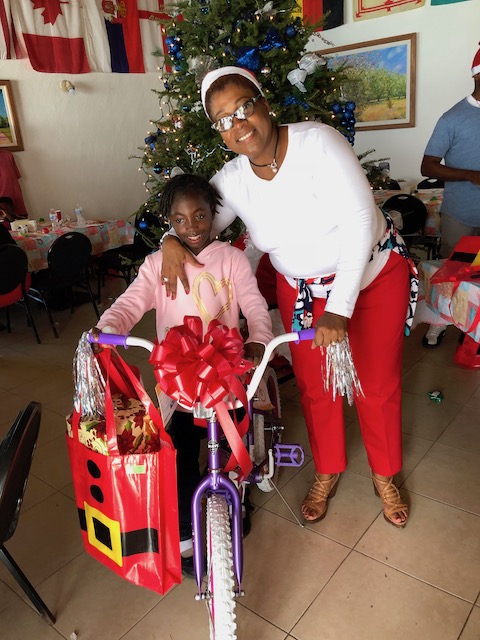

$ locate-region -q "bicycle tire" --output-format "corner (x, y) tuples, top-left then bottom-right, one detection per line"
(254, 367), (282, 492)
(206, 494), (237, 640)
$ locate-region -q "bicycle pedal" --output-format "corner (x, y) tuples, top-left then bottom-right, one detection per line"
(274, 443), (305, 467)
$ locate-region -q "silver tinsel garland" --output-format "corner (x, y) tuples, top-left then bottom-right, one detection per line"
(322, 336), (364, 405)
(72, 332), (106, 419)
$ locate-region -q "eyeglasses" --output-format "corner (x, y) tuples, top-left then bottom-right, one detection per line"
(211, 94), (263, 132)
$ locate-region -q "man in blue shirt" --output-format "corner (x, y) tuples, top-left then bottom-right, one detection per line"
(420, 46), (480, 347)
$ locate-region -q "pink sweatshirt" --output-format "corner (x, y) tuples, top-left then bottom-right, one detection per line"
(97, 240), (273, 346)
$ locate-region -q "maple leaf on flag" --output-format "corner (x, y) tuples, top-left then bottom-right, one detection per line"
(31, 0), (69, 25)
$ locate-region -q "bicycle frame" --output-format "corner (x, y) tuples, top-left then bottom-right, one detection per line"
(89, 327), (315, 600)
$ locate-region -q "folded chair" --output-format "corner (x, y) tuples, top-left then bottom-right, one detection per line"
(28, 232), (99, 338)
(0, 401), (56, 624)
(0, 244), (41, 343)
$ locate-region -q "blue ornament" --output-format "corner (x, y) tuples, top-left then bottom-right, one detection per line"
(285, 24), (296, 39)
(164, 81), (171, 91)
(201, 6), (209, 13)
(260, 26), (284, 52)
(138, 219), (149, 230)
(176, 51), (183, 60)
(233, 47), (261, 72)
(182, 105), (190, 112)
(284, 95), (296, 106)
(169, 42), (180, 54)
(346, 101), (356, 111)
(331, 102), (343, 115)
(165, 36), (175, 46)
(153, 164), (162, 174)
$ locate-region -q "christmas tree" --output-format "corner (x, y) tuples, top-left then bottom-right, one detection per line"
(137, 0), (354, 241)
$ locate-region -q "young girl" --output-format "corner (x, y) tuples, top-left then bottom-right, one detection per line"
(91, 173), (273, 576)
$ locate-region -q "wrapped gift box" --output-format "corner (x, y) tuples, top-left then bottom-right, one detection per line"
(421, 259), (480, 342)
(66, 392), (160, 455)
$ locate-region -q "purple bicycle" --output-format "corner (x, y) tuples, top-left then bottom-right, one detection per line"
(90, 328), (312, 640)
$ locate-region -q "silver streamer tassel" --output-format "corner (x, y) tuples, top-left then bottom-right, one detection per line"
(72, 332), (106, 419)
(322, 335), (364, 405)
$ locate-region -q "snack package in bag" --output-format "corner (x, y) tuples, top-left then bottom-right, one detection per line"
(67, 339), (181, 594)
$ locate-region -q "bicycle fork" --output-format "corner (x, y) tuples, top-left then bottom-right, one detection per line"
(191, 416), (244, 598)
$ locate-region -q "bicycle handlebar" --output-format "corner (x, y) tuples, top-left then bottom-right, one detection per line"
(89, 327), (316, 404)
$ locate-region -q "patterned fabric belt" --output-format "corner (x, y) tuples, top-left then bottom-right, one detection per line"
(291, 213), (419, 336)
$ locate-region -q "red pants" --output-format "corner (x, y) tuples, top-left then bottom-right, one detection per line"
(277, 252), (410, 476)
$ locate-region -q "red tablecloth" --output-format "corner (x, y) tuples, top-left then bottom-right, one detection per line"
(11, 219), (135, 272)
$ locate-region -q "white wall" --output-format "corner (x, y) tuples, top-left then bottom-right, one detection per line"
(1, 1), (479, 219)
(309, 0), (480, 190)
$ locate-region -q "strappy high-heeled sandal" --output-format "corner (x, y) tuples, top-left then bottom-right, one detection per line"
(372, 473), (409, 529)
(301, 473), (340, 523)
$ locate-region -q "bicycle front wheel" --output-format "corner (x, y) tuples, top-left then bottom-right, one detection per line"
(206, 494), (237, 640)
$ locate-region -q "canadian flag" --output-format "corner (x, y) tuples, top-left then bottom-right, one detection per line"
(11, 0), (90, 73)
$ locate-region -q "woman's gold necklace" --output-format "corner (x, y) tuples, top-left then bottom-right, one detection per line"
(249, 126), (279, 173)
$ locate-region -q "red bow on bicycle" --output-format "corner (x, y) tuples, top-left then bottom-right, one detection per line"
(150, 316), (253, 480)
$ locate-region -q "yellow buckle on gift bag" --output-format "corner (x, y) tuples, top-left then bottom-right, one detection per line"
(84, 502), (123, 567)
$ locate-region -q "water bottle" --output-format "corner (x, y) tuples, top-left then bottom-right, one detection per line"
(75, 204), (85, 226)
(49, 208), (59, 231)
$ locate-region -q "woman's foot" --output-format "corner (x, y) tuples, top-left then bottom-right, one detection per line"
(372, 473), (408, 528)
(301, 473), (340, 523)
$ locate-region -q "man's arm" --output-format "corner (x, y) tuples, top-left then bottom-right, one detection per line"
(421, 154), (480, 185)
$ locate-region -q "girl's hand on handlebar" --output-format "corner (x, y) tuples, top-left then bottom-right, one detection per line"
(89, 326), (104, 354)
(161, 235), (204, 300)
(244, 342), (265, 367)
(312, 312), (348, 348)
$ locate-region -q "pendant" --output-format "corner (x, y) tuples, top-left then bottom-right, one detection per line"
(270, 160), (278, 173)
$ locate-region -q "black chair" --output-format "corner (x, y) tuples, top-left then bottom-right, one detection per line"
(28, 232), (100, 338)
(0, 401), (56, 624)
(417, 177), (445, 190)
(0, 245), (41, 343)
(382, 193), (441, 261)
(96, 213), (161, 300)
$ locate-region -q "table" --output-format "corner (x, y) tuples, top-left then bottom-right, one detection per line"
(421, 259), (480, 342)
(10, 219), (135, 272)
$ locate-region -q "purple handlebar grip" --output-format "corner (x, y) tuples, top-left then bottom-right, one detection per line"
(296, 328), (316, 342)
(88, 332), (129, 347)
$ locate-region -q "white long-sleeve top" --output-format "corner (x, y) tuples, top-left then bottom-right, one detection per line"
(210, 122), (388, 319)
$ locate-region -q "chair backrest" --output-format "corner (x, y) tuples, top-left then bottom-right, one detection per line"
(0, 402), (42, 544)
(47, 232), (93, 287)
(0, 244), (29, 305)
(417, 177), (445, 190)
(382, 194), (428, 236)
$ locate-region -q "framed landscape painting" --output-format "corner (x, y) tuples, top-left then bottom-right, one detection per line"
(0, 80), (24, 151)
(317, 33), (417, 131)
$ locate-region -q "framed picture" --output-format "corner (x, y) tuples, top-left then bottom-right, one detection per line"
(0, 80), (24, 151)
(316, 33), (416, 131)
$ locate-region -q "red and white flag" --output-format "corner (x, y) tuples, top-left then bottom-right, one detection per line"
(83, 0), (166, 73)
(0, 0), (14, 59)
(11, 0), (90, 73)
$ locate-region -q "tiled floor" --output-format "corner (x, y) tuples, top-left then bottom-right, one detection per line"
(1, 279), (480, 640)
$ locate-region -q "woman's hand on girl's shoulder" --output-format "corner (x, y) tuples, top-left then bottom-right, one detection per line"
(161, 235), (204, 300)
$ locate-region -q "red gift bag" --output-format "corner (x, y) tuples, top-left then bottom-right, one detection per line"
(66, 349), (181, 594)
(430, 236), (480, 285)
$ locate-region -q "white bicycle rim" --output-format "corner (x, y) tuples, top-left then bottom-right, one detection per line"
(206, 494), (237, 640)
(254, 367), (282, 492)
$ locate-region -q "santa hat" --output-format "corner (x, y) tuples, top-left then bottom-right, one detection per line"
(472, 44), (480, 76)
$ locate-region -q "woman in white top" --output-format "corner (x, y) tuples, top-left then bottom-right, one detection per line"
(162, 67), (416, 528)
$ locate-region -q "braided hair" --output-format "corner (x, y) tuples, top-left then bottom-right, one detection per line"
(158, 173), (220, 220)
